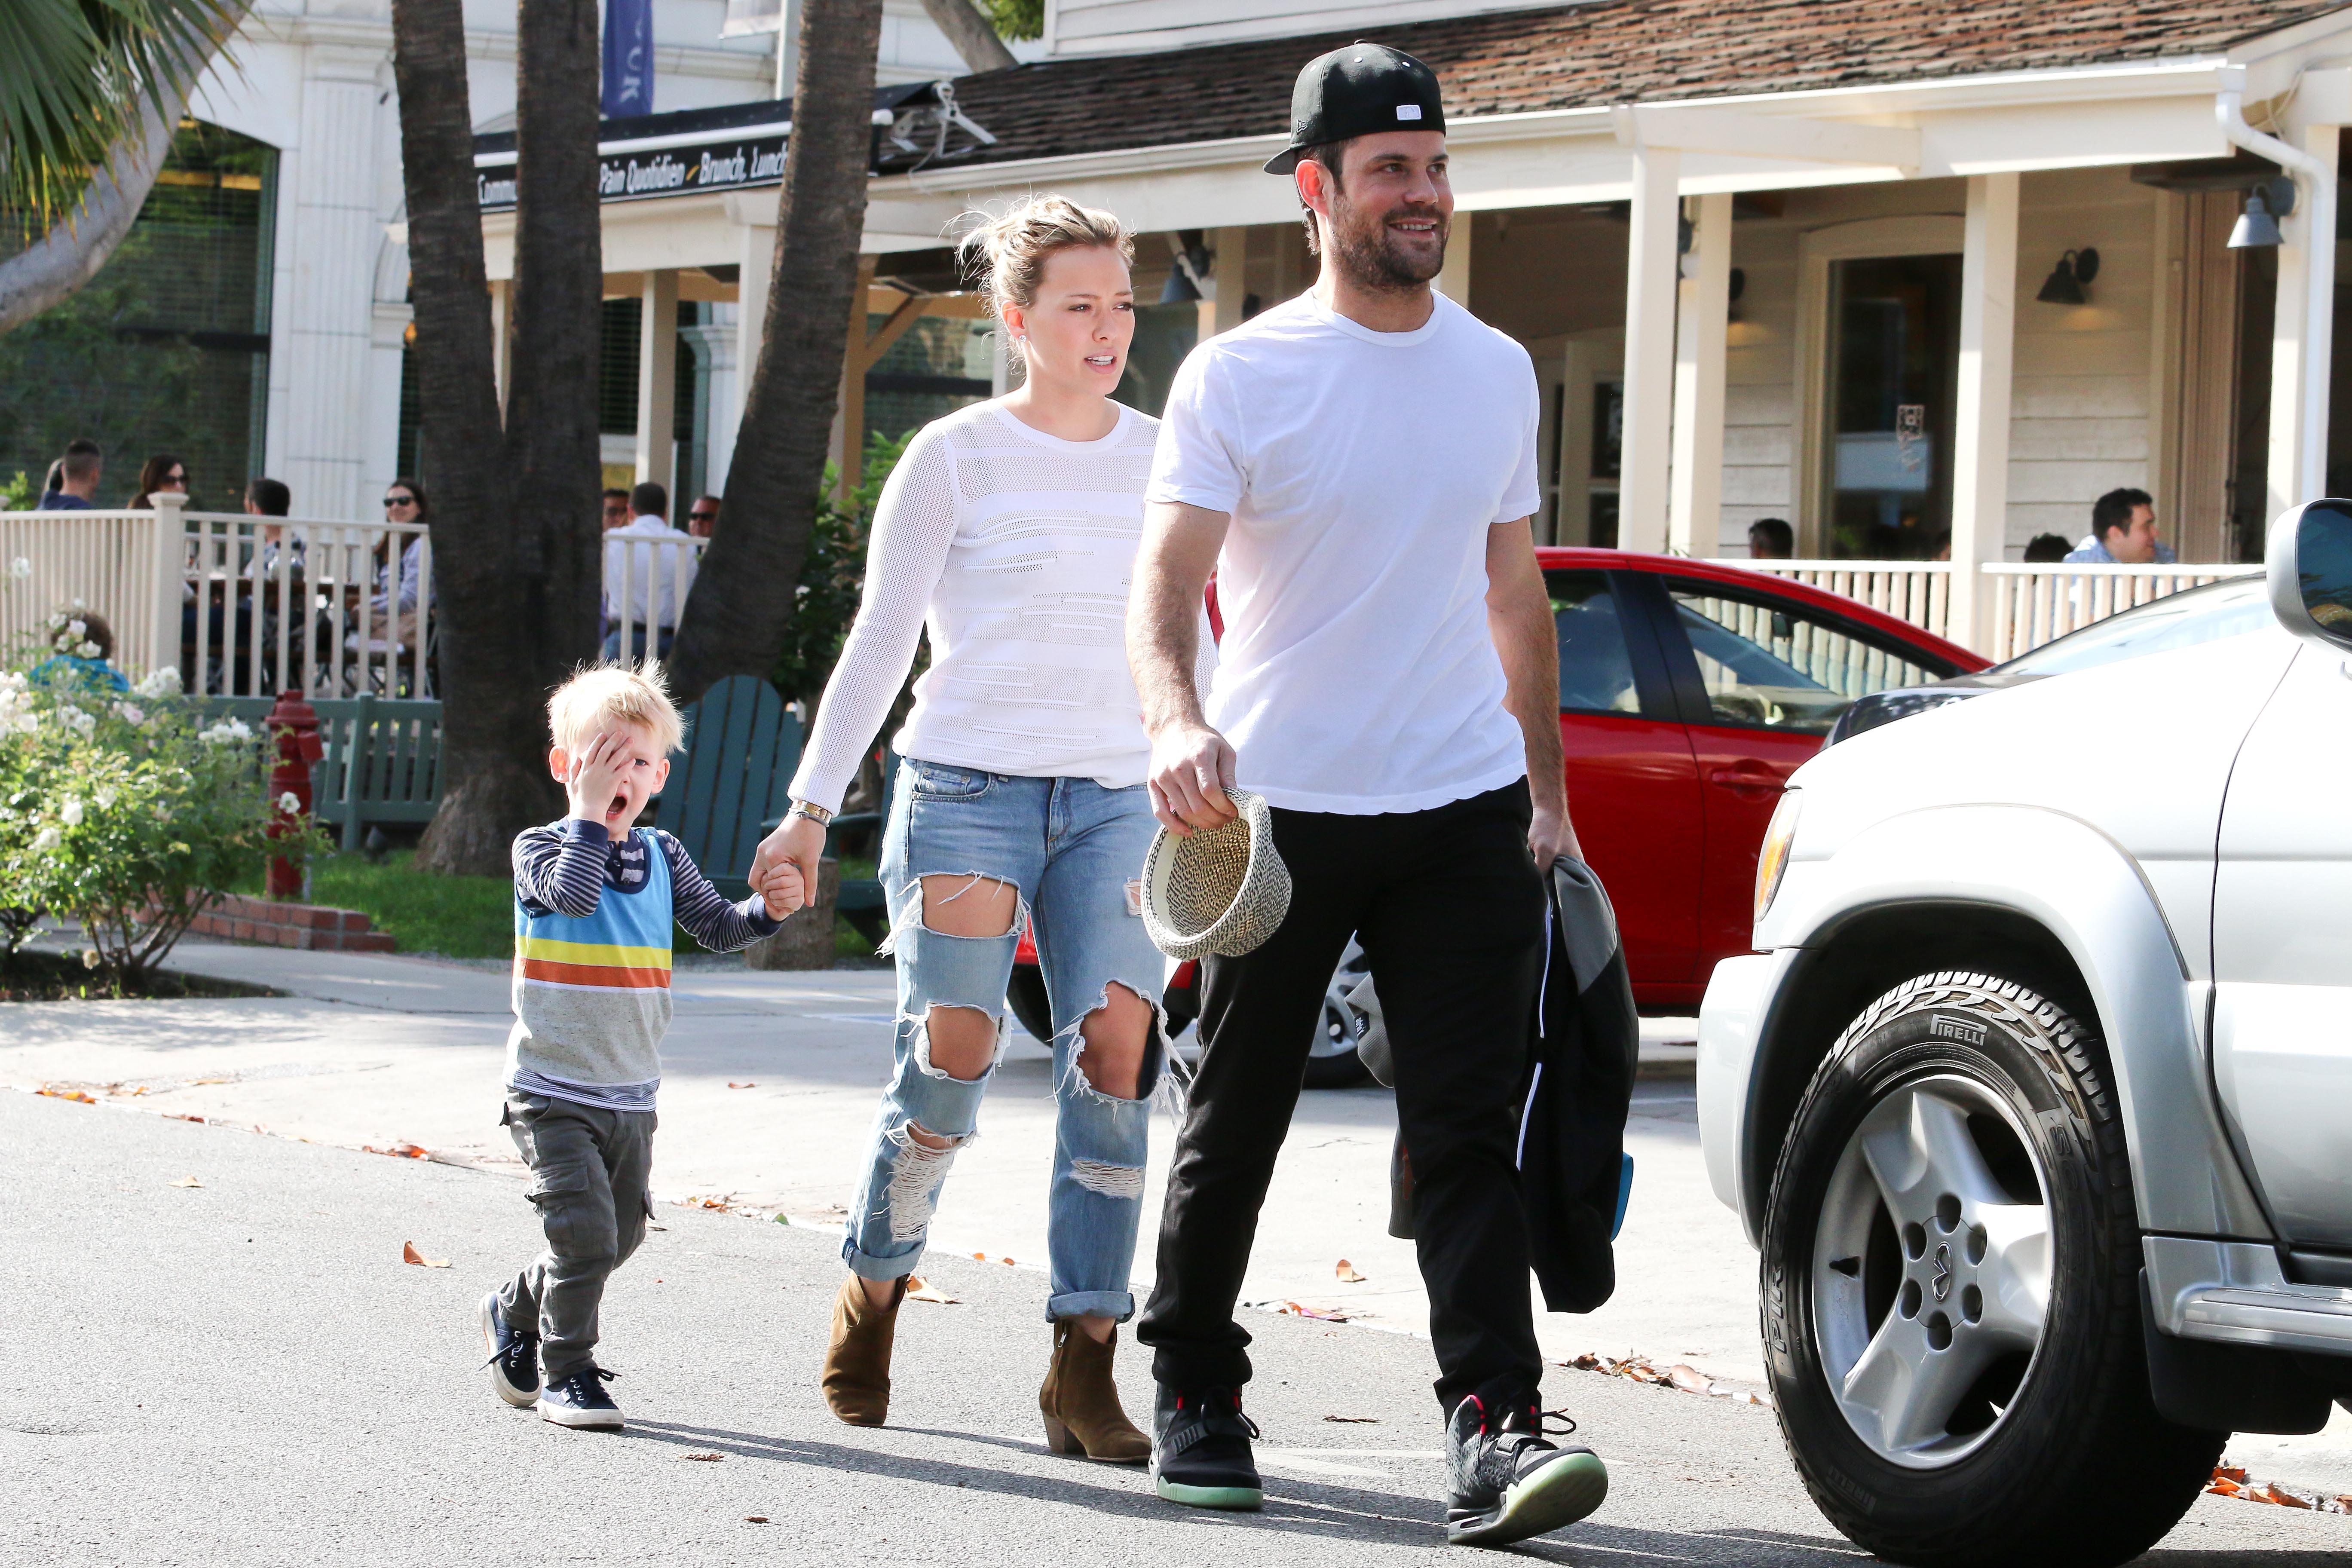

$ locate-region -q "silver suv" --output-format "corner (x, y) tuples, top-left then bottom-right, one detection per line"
(1698, 502), (2352, 1565)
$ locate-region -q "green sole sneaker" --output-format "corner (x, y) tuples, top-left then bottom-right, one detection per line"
(1447, 1450), (1608, 1547)
(1152, 1468), (1264, 1511)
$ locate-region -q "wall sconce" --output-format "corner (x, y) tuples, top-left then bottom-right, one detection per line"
(2228, 178), (2297, 248)
(2035, 247), (2100, 306)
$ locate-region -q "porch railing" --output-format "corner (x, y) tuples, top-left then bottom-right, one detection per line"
(1715, 557), (2257, 661)
(1979, 562), (2258, 662)
(2, 498), (436, 696)
(1723, 559), (1958, 644)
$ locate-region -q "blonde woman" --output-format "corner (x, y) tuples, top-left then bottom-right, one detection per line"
(751, 197), (1193, 1459)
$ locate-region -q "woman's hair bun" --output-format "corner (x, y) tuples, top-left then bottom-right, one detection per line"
(953, 194), (1133, 320)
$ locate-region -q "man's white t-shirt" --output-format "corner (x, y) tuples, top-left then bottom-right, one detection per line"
(1147, 290), (1540, 814)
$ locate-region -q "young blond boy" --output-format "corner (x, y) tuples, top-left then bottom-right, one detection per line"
(480, 663), (806, 1430)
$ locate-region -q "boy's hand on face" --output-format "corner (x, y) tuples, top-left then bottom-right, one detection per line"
(758, 859), (808, 921)
(564, 731), (632, 826)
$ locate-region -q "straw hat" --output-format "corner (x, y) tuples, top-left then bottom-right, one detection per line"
(1140, 789), (1292, 960)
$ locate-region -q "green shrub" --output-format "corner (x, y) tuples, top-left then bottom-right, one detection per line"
(0, 646), (325, 992)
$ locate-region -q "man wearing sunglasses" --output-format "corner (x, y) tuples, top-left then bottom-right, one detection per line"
(685, 496), (720, 539)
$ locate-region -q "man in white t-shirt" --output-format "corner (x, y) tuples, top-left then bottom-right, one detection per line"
(1125, 43), (1604, 1549)
(602, 482), (698, 662)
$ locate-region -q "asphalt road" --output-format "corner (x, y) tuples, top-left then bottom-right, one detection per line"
(5, 1090), (2347, 1565)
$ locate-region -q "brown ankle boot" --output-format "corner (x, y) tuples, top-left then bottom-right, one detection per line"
(1038, 1319), (1151, 1463)
(822, 1274), (903, 1427)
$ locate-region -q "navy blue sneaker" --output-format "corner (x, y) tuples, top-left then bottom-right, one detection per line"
(1445, 1390), (1607, 1546)
(539, 1365), (623, 1430)
(1151, 1383), (1263, 1510)
(479, 1292), (539, 1408)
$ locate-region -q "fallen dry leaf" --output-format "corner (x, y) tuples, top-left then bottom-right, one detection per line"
(401, 1241), (450, 1269)
(169, 1176), (203, 1188)
(904, 1277), (959, 1305)
(165, 1113), (205, 1123)
(1666, 1364), (1714, 1396)
(2260, 1484), (2314, 1510)
(727, 1081), (756, 1090)
(744, 1516), (770, 1525)
(189, 1077), (232, 1086)
(36, 1086), (96, 1104)
(363, 1143), (431, 1160)
(1322, 1415), (1378, 1424)
(685, 1452), (723, 1462)
(1274, 1300), (1352, 1323)
(1335, 1259), (1367, 1283)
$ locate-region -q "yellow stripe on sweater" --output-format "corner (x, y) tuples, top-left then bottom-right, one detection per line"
(515, 934), (673, 970)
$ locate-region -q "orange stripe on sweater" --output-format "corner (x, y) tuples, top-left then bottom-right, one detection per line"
(519, 958), (672, 989)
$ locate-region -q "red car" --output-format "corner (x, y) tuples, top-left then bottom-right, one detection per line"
(1002, 551), (1983, 1068)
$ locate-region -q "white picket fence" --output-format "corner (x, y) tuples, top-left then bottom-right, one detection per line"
(3, 496), (436, 696)
(1721, 557), (2257, 660)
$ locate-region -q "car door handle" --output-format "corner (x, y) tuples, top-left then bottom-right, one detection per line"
(1708, 766), (1783, 799)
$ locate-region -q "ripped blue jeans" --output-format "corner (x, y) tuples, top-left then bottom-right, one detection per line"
(844, 759), (1164, 1321)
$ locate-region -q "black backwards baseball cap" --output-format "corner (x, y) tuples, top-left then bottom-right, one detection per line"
(1263, 42), (1447, 175)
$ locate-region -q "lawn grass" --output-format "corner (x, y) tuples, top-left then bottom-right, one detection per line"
(242, 849), (890, 964)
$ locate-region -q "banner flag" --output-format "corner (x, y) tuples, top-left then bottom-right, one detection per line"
(602, 0), (654, 119)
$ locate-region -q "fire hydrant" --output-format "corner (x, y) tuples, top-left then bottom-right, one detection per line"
(266, 690), (324, 897)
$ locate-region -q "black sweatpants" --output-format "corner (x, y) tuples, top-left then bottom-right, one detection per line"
(1136, 781), (1547, 1412)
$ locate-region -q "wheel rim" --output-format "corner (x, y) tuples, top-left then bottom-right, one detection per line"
(1811, 1072), (2052, 1469)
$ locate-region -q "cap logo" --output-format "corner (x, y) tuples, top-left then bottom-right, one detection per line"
(1395, 104), (1423, 121)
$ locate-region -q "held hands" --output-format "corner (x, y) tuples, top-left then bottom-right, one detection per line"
(759, 857), (809, 922)
(750, 812), (828, 923)
(564, 732), (632, 822)
(1147, 721), (1241, 836)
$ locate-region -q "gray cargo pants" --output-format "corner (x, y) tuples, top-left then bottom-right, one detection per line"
(494, 1093), (656, 1378)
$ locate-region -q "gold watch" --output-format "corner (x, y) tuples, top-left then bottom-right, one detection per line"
(787, 800), (834, 826)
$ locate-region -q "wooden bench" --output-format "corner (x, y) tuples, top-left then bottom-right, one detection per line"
(202, 695), (444, 851)
(652, 674), (801, 901)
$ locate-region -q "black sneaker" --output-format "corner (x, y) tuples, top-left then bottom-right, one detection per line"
(538, 1365), (624, 1430)
(1444, 1390), (1608, 1547)
(1151, 1383), (1263, 1510)
(479, 1292), (539, 1408)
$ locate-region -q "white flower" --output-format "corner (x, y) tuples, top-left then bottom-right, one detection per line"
(0, 671), (26, 692)
(31, 826), (60, 852)
(133, 666), (181, 698)
(198, 717), (253, 745)
(7, 557), (28, 579)
(62, 708), (95, 738)
(77, 640), (100, 659)
(60, 798), (83, 826)
(110, 702), (143, 726)
(278, 792), (301, 815)
(81, 949), (100, 970)
(94, 787), (117, 809)
(46, 611), (66, 630)
(66, 619), (84, 638)
(70, 597), (84, 610)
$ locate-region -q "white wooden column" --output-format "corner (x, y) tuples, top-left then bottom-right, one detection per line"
(634, 269), (679, 495)
(1619, 147), (1681, 554)
(1949, 172), (2019, 654)
(1669, 192), (1732, 557)
(488, 280), (512, 411)
(1436, 214), (1472, 310)
(2266, 122), (2342, 518)
(719, 217), (775, 487)
(1199, 226), (1251, 340)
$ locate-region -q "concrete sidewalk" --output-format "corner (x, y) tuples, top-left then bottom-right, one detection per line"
(8, 934), (2349, 1498)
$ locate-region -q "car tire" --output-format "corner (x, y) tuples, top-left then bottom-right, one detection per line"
(1006, 963), (1054, 1044)
(1760, 971), (2222, 1568)
(1302, 938), (1373, 1089)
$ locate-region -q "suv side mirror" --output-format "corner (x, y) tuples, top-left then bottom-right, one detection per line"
(2266, 498), (2352, 654)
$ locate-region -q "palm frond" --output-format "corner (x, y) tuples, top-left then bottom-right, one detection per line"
(0, 0), (242, 220)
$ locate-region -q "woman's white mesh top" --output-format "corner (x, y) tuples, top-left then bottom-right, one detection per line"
(789, 398), (1212, 814)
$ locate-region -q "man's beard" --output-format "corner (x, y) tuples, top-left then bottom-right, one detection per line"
(1326, 195), (1449, 293)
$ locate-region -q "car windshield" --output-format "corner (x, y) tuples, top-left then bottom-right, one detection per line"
(1997, 574), (2270, 677)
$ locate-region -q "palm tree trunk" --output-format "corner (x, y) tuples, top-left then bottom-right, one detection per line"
(664, 0), (885, 705)
(0, 2), (251, 334)
(392, 0), (602, 873)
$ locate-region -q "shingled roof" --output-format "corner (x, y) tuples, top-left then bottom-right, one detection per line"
(888, 0), (2350, 173)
